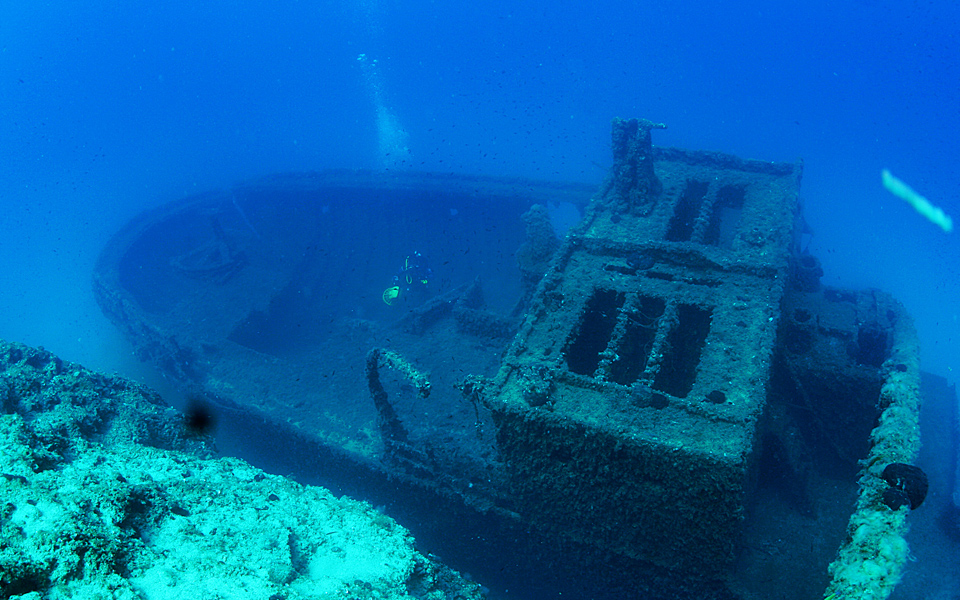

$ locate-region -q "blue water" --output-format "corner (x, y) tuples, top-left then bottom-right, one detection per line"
(2, 1), (958, 381)
(1, 1), (958, 596)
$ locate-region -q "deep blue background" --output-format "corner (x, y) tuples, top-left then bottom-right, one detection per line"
(1, 0), (957, 382)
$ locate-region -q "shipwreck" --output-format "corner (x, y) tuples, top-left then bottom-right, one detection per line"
(93, 118), (930, 600)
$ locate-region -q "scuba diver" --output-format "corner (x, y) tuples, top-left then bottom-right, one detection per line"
(382, 251), (432, 306)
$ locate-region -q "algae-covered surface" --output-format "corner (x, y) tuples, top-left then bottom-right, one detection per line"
(0, 339), (484, 600)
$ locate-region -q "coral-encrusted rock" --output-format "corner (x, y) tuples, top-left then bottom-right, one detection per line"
(0, 339), (485, 600)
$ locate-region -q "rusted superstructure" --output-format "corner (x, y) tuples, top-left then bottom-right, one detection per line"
(492, 117), (802, 581)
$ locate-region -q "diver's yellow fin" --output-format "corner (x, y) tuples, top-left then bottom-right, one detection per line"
(382, 286), (400, 305)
